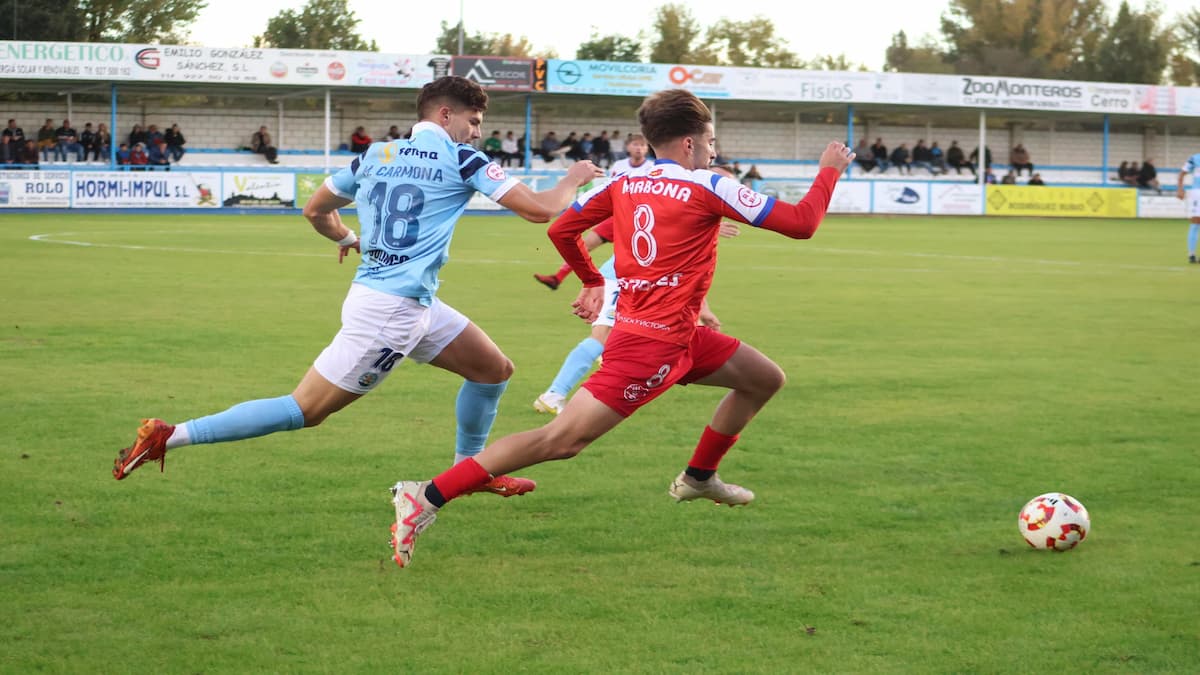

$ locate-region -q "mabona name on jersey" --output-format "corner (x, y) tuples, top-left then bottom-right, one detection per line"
(621, 178), (692, 202)
(369, 164), (444, 181)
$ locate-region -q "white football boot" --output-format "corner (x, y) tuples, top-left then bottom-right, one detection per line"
(668, 472), (755, 506)
(390, 481), (438, 568)
(532, 391), (566, 415)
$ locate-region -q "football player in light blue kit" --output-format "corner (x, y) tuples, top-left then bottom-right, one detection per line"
(114, 76), (603, 497)
(1178, 151), (1200, 264)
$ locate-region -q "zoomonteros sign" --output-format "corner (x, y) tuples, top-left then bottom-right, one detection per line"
(0, 40), (446, 88)
(544, 58), (1199, 117)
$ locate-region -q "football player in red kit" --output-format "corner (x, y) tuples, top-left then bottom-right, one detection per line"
(388, 88), (855, 567)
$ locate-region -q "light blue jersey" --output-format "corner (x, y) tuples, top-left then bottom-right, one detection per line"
(599, 255), (616, 281)
(1183, 153), (1200, 189)
(326, 121), (519, 305)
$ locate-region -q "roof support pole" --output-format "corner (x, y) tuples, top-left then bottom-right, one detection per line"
(67, 92), (73, 122)
(977, 109), (986, 187)
(1101, 114), (1110, 186)
(846, 104), (855, 177)
(324, 89), (331, 174)
(524, 93), (532, 172)
(110, 84), (118, 168)
(278, 99), (284, 152)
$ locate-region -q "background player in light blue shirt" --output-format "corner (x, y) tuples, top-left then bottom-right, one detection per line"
(1178, 152), (1200, 263)
(114, 77), (603, 498)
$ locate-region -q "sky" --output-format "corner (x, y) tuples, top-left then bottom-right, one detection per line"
(186, 0), (1198, 72)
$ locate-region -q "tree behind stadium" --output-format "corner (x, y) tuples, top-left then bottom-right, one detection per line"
(0, 0), (205, 44)
(255, 0), (376, 51)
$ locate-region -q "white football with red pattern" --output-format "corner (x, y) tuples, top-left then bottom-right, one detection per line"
(1018, 493), (1090, 551)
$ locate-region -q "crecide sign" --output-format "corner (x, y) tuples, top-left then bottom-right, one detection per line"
(985, 185), (1136, 218)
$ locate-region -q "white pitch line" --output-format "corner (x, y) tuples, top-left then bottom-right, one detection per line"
(27, 232), (1191, 274)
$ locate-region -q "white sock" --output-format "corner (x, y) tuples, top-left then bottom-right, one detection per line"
(454, 452), (473, 464)
(165, 424), (191, 450)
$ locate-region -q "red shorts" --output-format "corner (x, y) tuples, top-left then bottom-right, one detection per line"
(581, 326), (741, 417)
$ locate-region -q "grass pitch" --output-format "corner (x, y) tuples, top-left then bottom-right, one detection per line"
(1, 212), (1198, 673)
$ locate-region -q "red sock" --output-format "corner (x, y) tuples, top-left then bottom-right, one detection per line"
(687, 426), (739, 471)
(554, 262), (572, 283)
(431, 458), (492, 503)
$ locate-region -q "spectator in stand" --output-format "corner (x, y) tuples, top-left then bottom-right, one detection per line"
(164, 124), (186, 162)
(984, 167), (997, 184)
(146, 124), (164, 147)
(128, 123), (148, 149)
(969, 145), (992, 174)
(593, 130), (612, 168)
(1125, 161), (1141, 186)
(539, 131), (561, 162)
(116, 143), (131, 166)
(1138, 158), (1161, 192)
(129, 142), (149, 169)
(17, 139), (38, 168)
(483, 130), (503, 161)
(385, 125), (403, 141)
(350, 126), (372, 153)
(741, 164), (763, 187)
(1010, 144), (1033, 176)
(500, 130), (519, 167)
(2, 118), (25, 164)
(147, 139), (171, 169)
(911, 139), (941, 175)
(946, 140), (969, 175)
(54, 119), (83, 162)
(870, 137), (890, 173)
(929, 141), (946, 173)
(36, 118), (56, 160)
(252, 126), (279, 164)
(610, 130), (625, 160)
(578, 132), (594, 161)
(1115, 161), (1131, 183)
(562, 132), (586, 162)
(853, 139), (876, 173)
(889, 142), (912, 175)
(1027, 173), (1045, 186)
(79, 123), (97, 162)
(93, 123), (112, 162)
(1001, 169), (1017, 184)
(730, 161), (743, 178)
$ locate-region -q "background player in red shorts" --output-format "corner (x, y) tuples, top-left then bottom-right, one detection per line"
(389, 89), (854, 567)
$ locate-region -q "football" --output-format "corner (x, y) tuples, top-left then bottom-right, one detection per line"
(1018, 493), (1090, 551)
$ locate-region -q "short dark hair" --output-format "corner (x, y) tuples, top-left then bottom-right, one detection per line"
(637, 89), (711, 148)
(417, 76), (489, 118)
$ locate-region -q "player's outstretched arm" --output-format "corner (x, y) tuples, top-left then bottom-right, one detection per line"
(758, 142), (854, 240)
(302, 183), (359, 261)
(498, 161), (604, 222)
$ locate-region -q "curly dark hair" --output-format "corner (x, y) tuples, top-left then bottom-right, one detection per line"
(637, 89), (711, 149)
(417, 76), (489, 118)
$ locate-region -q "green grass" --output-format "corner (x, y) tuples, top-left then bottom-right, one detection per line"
(2, 212), (1198, 673)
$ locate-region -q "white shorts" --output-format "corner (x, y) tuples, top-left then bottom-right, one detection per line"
(313, 283), (470, 394)
(1189, 190), (1200, 218)
(593, 278), (619, 328)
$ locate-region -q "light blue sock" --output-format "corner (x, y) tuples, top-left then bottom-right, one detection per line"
(455, 380), (508, 459)
(1189, 224), (1199, 255)
(549, 337), (605, 396)
(184, 395), (305, 445)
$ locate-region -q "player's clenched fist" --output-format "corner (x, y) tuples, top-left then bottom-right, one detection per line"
(818, 142), (854, 172)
